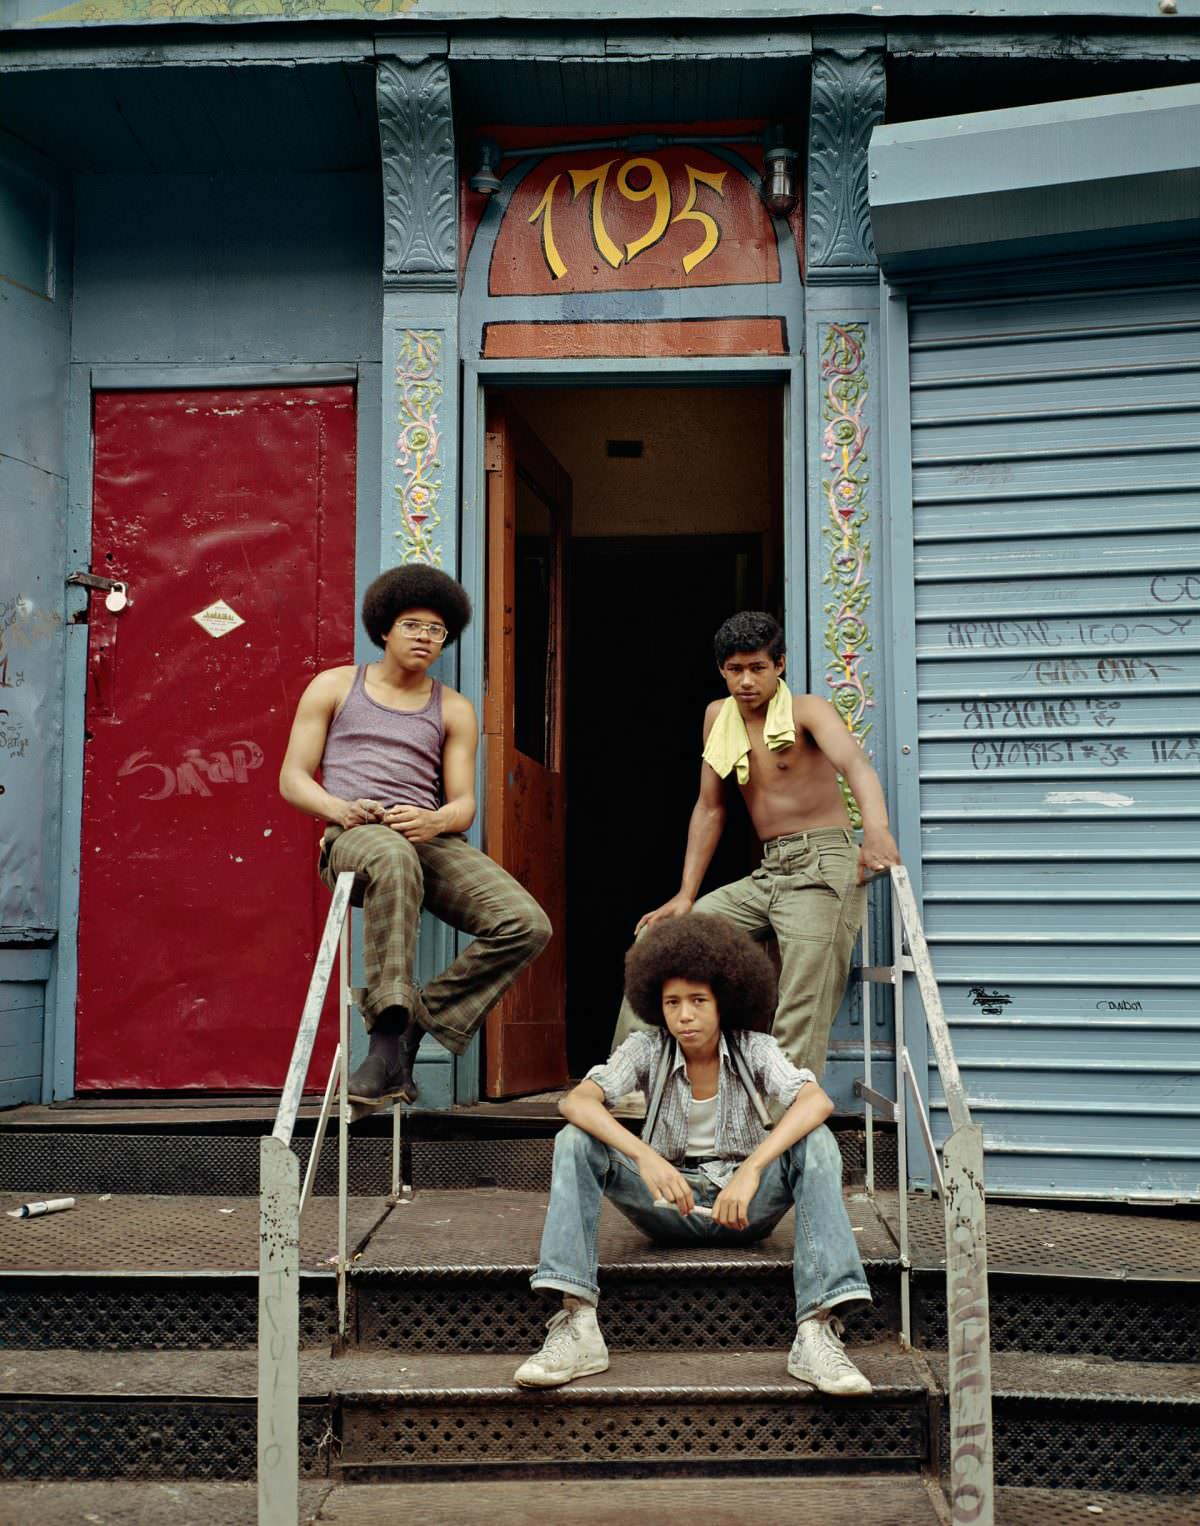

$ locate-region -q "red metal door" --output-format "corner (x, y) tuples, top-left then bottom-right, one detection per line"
(76, 387), (356, 1091)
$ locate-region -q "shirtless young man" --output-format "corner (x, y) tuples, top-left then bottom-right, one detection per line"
(611, 610), (900, 1078)
(279, 566), (550, 1105)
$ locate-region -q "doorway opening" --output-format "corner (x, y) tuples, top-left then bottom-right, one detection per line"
(485, 383), (786, 1091)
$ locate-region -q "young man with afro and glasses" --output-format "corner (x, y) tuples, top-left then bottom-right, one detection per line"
(280, 566), (550, 1105)
(515, 913), (872, 1395)
(612, 610), (900, 1080)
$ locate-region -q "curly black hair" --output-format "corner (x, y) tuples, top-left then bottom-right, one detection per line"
(713, 611), (786, 667)
(624, 914), (778, 1031)
(361, 567), (473, 649)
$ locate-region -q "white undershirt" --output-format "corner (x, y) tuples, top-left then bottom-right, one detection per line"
(686, 1089), (719, 1159)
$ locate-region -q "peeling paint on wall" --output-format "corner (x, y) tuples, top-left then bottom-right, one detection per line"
(28, 0), (414, 23)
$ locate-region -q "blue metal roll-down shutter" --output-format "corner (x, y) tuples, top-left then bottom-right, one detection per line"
(901, 272), (1200, 1201)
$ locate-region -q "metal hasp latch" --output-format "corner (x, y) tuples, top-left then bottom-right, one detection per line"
(67, 571), (131, 612)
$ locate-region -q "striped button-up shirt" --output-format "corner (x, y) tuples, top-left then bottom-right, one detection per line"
(584, 1029), (816, 1188)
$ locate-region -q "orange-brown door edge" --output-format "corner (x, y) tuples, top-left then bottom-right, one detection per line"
(482, 401), (570, 1097)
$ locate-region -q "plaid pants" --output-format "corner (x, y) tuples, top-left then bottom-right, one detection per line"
(319, 826), (551, 1056)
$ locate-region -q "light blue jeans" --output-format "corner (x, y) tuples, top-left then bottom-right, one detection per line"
(531, 1122), (871, 1323)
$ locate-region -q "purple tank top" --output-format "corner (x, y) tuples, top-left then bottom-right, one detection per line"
(320, 667), (444, 814)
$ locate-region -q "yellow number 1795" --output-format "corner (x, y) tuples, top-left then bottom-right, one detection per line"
(528, 158), (727, 281)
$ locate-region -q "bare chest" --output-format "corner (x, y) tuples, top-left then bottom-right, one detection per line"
(745, 729), (826, 785)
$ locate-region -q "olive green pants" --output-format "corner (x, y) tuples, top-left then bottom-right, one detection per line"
(611, 827), (864, 1079)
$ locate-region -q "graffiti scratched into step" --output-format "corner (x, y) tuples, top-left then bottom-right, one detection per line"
(117, 741), (264, 800)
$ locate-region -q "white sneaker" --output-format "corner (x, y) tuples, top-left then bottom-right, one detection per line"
(787, 1315), (873, 1396)
(514, 1307), (610, 1389)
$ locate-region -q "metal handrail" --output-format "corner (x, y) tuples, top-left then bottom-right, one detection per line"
(257, 871), (408, 1525)
(860, 864), (994, 1526)
(257, 870), (354, 1526)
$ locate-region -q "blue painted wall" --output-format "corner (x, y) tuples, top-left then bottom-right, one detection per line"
(72, 172), (381, 366)
(0, 129), (70, 1105)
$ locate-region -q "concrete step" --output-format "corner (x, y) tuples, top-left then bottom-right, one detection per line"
(333, 1348), (932, 1481)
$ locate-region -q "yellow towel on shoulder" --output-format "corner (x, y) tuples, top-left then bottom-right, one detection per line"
(702, 680), (796, 784)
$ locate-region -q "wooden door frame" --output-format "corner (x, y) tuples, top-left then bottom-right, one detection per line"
(456, 355), (805, 1105)
(50, 361), (369, 1103)
(482, 401), (572, 1096)
(483, 401), (571, 779)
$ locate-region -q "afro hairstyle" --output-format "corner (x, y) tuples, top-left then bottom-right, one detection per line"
(623, 913), (778, 1032)
(361, 566), (472, 649)
(713, 610), (786, 667)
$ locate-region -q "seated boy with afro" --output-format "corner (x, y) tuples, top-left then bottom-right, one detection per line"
(515, 913), (872, 1395)
(280, 565), (550, 1104)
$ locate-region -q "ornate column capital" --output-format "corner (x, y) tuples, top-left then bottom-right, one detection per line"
(377, 54), (457, 291)
(806, 38), (886, 284)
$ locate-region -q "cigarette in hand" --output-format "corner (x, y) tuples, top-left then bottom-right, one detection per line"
(653, 1197), (713, 1218)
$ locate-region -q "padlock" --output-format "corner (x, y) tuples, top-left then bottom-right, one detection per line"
(105, 582), (129, 613)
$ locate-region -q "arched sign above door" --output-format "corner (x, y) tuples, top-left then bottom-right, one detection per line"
(460, 126), (804, 360)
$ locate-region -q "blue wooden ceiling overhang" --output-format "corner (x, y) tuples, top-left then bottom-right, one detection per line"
(0, 60), (380, 172)
(868, 82), (1200, 276)
(449, 31), (811, 127)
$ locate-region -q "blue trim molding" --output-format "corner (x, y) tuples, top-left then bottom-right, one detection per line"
(870, 82), (1200, 276)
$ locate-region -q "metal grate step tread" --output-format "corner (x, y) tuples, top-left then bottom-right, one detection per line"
(338, 1358), (930, 1474)
(877, 1190), (1199, 1283)
(996, 1487), (1200, 1524)
(0, 1481), (338, 1523)
(0, 1188), (899, 1277)
(0, 1193), (391, 1275)
(336, 1345), (929, 1402)
(928, 1350), (1200, 1405)
(352, 1188), (898, 1274)
(0, 1127), (897, 1197)
(310, 1474), (948, 1524)
(0, 1343), (927, 1403)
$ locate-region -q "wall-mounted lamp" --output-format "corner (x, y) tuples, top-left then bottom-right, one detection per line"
(470, 127), (800, 213)
(760, 127), (799, 218)
(469, 138), (503, 196)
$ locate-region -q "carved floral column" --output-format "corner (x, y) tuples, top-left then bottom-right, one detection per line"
(377, 47), (458, 572)
(802, 33), (890, 1091)
(374, 45), (460, 1104)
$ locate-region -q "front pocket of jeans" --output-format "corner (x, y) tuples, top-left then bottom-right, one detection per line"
(815, 845), (854, 896)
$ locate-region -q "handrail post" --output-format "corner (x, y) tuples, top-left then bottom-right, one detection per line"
(336, 911), (351, 1349)
(886, 864), (994, 1525)
(891, 880), (911, 1347)
(257, 1136), (299, 1526)
(944, 1124), (994, 1525)
(258, 871), (356, 1524)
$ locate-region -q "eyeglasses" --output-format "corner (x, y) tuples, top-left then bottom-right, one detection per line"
(396, 618), (448, 644)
